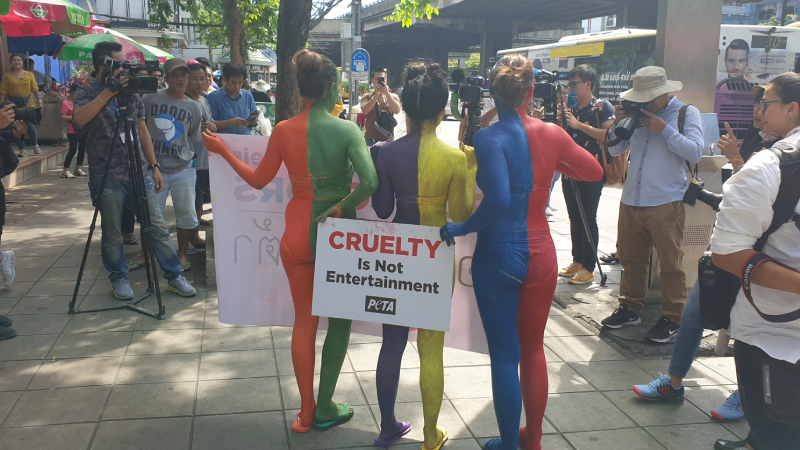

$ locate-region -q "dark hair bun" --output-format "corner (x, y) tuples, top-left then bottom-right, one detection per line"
(401, 62), (449, 123)
(492, 54), (534, 107)
(293, 49), (337, 100)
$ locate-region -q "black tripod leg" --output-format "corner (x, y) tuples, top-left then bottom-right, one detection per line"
(569, 178), (607, 287)
(69, 177), (109, 313)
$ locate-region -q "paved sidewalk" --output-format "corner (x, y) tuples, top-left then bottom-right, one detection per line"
(0, 168), (746, 450)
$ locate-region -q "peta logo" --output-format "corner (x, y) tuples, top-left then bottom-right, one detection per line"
(365, 296), (396, 315)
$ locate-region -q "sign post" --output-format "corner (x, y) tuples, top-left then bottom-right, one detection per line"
(351, 47), (369, 118)
(312, 218), (455, 332)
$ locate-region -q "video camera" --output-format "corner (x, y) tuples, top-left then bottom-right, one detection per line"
(683, 177), (723, 211)
(615, 100), (651, 140)
(450, 68), (489, 146)
(533, 68), (564, 123)
(97, 56), (159, 96)
(0, 101), (41, 131)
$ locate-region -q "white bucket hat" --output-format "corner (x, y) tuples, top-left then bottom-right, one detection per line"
(620, 66), (683, 103)
(252, 80), (271, 93)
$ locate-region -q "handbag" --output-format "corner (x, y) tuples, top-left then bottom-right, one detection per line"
(373, 98), (396, 139)
(595, 101), (627, 187)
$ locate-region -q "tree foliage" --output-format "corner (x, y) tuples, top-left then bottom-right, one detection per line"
(385, 0), (439, 27)
(464, 53), (480, 71)
(148, 0), (279, 61)
(759, 14), (799, 26)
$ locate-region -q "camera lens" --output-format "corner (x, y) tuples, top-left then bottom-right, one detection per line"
(615, 115), (638, 140)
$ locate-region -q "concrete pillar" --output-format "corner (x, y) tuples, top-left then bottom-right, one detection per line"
(655, 0), (723, 113)
(480, 19), (514, 77)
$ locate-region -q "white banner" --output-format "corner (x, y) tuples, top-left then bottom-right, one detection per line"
(209, 135), (490, 353)
(312, 219), (455, 332)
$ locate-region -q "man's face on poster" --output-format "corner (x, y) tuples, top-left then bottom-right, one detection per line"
(726, 48), (749, 78)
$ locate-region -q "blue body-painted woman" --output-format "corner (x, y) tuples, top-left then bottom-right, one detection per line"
(441, 55), (604, 450)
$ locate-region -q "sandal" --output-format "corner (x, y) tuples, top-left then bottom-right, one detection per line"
(199, 218), (211, 226)
(291, 412), (312, 433)
(123, 233), (138, 245)
(129, 261), (145, 271)
(600, 252), (619, 264)
(422, 426), (448, 450)
(375, 421), (412, 448)
(181, 262), (191, 272)
(313, 403), (354, 431)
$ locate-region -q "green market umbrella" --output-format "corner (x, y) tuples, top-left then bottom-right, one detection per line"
(58, 32), (160, 64)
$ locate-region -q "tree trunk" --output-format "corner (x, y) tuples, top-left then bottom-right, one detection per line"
(222, 0), (246, 63)
(781, 0), (790, 26)
(275, 0), (313, 123)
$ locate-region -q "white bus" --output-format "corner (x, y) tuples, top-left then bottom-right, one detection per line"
(499, 25), (800, 140)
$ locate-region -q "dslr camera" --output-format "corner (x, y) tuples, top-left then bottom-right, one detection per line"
(97, 56), (159, 96)
(683, 176), (723, 211)
(0, 101), (41, 131)
(615, 100), (651, 140)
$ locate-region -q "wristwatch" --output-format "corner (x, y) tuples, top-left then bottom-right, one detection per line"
(149, 163), (161, 170)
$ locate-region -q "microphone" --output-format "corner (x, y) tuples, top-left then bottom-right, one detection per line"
(567, 92), (577, 109)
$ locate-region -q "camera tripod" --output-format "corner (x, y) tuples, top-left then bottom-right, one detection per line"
(69, 94), (166, 319)
(556, 85), (608, 287)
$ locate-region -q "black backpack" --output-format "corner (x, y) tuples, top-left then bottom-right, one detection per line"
(699, 142), (800, 330)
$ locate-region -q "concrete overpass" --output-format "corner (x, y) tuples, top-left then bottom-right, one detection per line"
(311, 0), (725, 112)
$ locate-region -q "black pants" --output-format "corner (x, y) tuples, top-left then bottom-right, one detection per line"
(0, 180), (5, 242)
(64, 133), (86, 169)
(195, 169), (210, 212)
(563, 177), (604, 271)
(736, 340), (800, 450)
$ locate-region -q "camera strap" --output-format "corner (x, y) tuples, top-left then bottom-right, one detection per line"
(741, 252), (800, 323)
(677, 104), (700, 178)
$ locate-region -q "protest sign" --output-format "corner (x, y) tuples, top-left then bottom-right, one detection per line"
(209, 134), (489, 353)
(312, 218), (455, 331)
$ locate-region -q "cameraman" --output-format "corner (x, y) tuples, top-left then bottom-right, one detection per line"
(600, 66), (704, 343)
(73, 42), (195, 300)
(557, 65), (615, 285)
(361, 68), (400, 146)
(710, 73), (800, 450)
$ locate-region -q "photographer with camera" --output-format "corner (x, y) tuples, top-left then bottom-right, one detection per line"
(707, 73), (800, 450)
(361, 68), (400, 146)
(600, 66), (704, 343)
(73, 42), (195, 300)
(0, 54), (43, 157)
(557, 65), (615, 285)
(630, 84), (782, 422)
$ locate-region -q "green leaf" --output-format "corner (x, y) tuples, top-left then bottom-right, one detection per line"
(384, 0), (440, 28)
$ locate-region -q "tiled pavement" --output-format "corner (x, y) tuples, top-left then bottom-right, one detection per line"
(0, 169), (747, 450)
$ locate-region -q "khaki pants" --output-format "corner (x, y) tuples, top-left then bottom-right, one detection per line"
(617, 201), (687, 325)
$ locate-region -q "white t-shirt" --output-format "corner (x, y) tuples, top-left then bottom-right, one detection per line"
(482, 97), (500, 126)
(711, 129), (800, 363)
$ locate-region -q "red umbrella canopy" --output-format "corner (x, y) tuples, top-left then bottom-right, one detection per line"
(0, 0), (92, 37)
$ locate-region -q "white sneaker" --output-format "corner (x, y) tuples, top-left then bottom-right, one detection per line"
(75, 169), (87, 176)
(168, 275), (197, 297)
(111, 277), (134, 300)
(0, 250), (15, 288)
(33, 145), (41, 155)
(549, 205), (558, 211)
(17, 149), (26, 157)
(61, 171), (76, 179)
(545, 206), (554, 217)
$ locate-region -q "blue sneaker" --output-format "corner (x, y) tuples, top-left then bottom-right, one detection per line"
(712, 390), (745, 422)
(633, 373), (685, 404)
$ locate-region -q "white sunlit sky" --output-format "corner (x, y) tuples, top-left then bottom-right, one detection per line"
(324, 0), (386, 19)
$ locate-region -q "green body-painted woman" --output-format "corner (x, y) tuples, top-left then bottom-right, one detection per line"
(204, 50), (378, 431)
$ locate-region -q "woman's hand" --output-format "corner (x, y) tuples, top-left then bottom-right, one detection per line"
(439, 222), (464, 247)
(717, 122), (745, 168)
(202, 130), (230, 155)
(315, 203), (343, 223)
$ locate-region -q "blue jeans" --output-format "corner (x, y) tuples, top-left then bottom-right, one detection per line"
(155, 167), (198, 230)
(668, 280), (704, 378)
(90, 173), (183, 282)
(16, 121), (37, 150)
